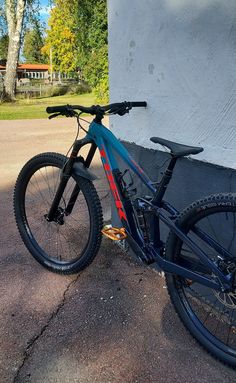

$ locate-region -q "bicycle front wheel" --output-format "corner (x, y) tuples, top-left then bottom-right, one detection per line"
(165, 193), (236, 367)
(14, 152), (103, 274)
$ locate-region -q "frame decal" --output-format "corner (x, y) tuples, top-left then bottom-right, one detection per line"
(99, 146), (128, 222)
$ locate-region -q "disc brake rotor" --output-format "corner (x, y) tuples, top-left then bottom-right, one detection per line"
(213, 290), (236, 309)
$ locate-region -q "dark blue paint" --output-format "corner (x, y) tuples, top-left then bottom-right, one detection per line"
(83, 120), (234, 292)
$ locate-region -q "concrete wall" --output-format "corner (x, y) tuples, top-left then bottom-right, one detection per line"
(122, 141), (236, 241)
(123, 142), (236, 209)
(108, 0), (236, 169)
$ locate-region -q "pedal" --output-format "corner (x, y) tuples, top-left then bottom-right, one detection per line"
(102, 225), (127, 241)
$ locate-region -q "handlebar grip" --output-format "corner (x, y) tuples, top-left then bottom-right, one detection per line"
(130, 101), (147, 107)
(46, 105), (68, 114)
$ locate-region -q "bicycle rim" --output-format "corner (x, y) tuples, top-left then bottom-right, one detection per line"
(166, 202), (236, 364)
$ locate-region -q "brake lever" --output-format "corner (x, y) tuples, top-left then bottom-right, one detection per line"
(117, 108), (129, 116)
(48, 113), (61, 119)
(106, 103), (131, 116)
(117, 105), (131, 116)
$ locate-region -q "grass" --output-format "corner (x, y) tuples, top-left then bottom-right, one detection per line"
(0, 93), (96, 120)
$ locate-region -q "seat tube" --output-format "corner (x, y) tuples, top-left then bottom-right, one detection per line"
(152, 157), (177, 206)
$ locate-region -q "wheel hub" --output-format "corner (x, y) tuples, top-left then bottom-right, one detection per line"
(44, 207), (65, 225)
(213, 258), (236, 309)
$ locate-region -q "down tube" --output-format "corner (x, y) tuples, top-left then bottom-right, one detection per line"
(97, 136), (130, 226)
(94, 136), (145, 244)
(89, 121), (156, 194)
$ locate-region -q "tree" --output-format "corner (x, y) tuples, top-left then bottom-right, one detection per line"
(23, 21), (45, 63)
(2, 0), (40, 101)
(83, 45), (108, 102)
(0, 34), (8, 60)
(42, 0), (79, 74)
(0, 0), (7, 36)
(79, 0), (108, 102)
(43, 0), (108, 101)
(2, 0), (26, 100)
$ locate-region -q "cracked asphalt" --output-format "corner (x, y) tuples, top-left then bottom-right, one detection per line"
(1, 118), (236, 382)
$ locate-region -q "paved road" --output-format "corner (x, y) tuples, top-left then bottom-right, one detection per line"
(0, 118), (235, 382)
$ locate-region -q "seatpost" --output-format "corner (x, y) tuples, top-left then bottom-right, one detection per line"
(152, 156), (177, 206)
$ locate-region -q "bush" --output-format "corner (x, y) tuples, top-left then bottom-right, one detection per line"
(68, 82), (91, 95)
(83, 45), (109, 103)
(94, 75), (108, 103)
(46, 85), (69, 97)
(14, 82), (92, 100)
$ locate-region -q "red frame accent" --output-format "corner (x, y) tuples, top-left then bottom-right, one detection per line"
(100, 147), (128, 222)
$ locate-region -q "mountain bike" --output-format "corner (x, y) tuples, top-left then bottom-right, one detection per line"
(14, 101), (236, 367)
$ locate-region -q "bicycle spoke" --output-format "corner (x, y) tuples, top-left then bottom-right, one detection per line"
(179, 210), (236, 352)
(23, 162), (91, 264)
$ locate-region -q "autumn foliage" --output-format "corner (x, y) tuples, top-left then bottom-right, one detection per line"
(42, 0), (108, 102)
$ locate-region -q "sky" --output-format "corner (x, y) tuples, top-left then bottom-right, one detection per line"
(39, 0), (51, 24)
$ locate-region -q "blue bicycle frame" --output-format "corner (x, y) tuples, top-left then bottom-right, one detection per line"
(74, 120), (234, 292)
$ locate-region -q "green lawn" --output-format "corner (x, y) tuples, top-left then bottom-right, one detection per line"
(0, 93), (96, 120)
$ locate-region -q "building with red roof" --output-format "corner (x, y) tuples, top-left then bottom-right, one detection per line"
(0, 63), (75, 82)
(0, 63), (50, 80)
(18, 64), (51, 80)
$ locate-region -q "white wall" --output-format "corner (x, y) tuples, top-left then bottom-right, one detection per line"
(108, 0), (236, 169)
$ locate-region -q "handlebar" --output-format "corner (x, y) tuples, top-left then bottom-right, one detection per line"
(46, 105), (97, 115)
(46, 101), (147, 119)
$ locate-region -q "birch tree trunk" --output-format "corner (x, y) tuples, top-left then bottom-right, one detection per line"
(3, 0), (26, 101)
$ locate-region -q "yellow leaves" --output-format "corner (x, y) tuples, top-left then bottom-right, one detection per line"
(41, 1), (77, 73)
(41, 43), (50, 57)
(61, 28), (76, 43)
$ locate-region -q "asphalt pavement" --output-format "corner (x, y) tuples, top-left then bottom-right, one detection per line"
(0, 118), (235, 382)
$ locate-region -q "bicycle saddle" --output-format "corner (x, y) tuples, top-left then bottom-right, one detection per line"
(150, 137), (203, 157)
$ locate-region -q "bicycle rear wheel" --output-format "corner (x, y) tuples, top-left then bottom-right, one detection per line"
(165, 193), (236, 367)
(14, 152), (103, 274)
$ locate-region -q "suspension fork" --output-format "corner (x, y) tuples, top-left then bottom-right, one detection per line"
(65, 142), (97, 215)
(46, 139), (96, 221)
